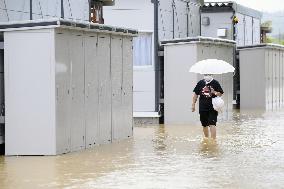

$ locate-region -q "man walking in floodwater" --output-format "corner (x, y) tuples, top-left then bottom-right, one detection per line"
(191, 74), (223, 139)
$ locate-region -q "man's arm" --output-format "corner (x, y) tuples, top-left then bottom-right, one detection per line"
(214, 91), (223, 97)
(192, 93), (198, 112)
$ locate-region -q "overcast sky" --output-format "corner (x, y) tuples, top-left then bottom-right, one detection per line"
(206, 0), (284, 12)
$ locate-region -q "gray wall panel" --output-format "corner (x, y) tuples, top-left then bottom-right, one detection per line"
(245, 16), (253, 46)
(276, 50), (280, 109)
(111, 35), (123, 141)
(0, 49), (3, 110)
(253, 18), (261, 44)
(280, 50), (282, 108)
(273, 51), (277, 108)
(5, 29), (56, 155)
(0, 0), (89, 22)
(55, 31), (71, 154)
(282, 52), (284, 107)
(236, 13), (245, 46)
(98, 34), (112, 144)
(84, 33), (99, 148)
(159, 0), (201, 41)
(69, 31), (85, 151)
(174, 0), (187, 38)
(122, 37), (133, 137)
(265, 51), (270, 110)
(239, 47), (284, 110)
(189, 3), (201, 37)
(164, 44), (198, 125)
(269, 50), (274, 110)
(240, 49), (266, 110)
(201, 12), (234, 41)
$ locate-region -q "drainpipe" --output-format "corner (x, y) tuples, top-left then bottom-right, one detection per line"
(30, 0), (33, 20)
(186, 2), (189, 37)
(252, 17), (254, 44)
(232, 10), (238, 106)
(172, 0), (175, 39)
(61, 0), (64, 19)
(89, 0), (91, 22)
(152, 0), (160, 114)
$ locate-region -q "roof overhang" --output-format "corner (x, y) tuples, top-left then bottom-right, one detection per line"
(201, 1), (262, 19)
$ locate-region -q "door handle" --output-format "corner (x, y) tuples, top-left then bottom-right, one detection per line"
(72, 86), (75, 100)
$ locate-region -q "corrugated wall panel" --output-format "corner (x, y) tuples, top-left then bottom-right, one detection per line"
(69, 31), (85, 151)
(84, 33), (99, 148)
(122, 36), (133, 137)
(55, 31), (71, 154)
(111, 35), (124, 141)
(98, 34), (112, 144)
(0, 0), (89, 22)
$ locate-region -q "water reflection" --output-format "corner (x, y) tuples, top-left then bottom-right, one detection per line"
(153, 125), (168, 152)
(0, 110), (284, 189)
(199, 138), (220, 158)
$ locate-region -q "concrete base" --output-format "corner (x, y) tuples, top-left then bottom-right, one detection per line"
(134, 117), (160, 126)
(133, 112), (161, 126)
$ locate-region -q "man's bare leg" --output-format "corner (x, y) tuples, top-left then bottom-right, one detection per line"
(210, 125), (216, 139)
(203, 126), (209, 138)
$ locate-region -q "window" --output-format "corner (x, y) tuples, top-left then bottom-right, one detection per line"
(133, 33), (153, 66)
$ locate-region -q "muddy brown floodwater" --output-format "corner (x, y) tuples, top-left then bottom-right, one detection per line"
(0, 110), (284, 189)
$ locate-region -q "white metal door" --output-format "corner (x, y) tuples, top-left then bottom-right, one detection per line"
(98, 34), (112, 144)
(70, 31), (85, 151)
(55, 31), (71, 154)
(265, 50), (270, 110)
(270, 50), (275, 110)
(282, 52), (284, 108)
(276, 50), (280, 109)
(84, 33), (99, 148)
(111, 36), (123, 141)
(122, 37), (133, 138)
(278, 50), (283, 108)
(273, 50), (278, 109)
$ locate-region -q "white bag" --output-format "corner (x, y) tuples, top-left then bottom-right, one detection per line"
(212, 96), (224, 112)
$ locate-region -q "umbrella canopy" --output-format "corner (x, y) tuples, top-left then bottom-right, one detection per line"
(189, 59), (235, 74)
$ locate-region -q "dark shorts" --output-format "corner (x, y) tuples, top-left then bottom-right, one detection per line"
(199, 110), (218, 127)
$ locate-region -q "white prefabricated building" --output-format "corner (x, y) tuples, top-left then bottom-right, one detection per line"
(162, 37), (235, 125)
(104, 0), (203, 123)
(201, 2), (262, 46)
(239, 44), (284, 110)
(1, 19), (136, 155)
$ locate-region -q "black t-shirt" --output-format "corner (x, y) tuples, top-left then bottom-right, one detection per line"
(193, 79), (224, 112)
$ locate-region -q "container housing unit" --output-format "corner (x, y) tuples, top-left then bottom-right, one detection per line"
(104, 0), (203, 124)
(201, 2), (262, 46)
(162, 37), (235, 125)
(239, 44), (284, 110)
(2, 19), (136, 155)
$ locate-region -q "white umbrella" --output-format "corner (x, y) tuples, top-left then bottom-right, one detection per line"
(189, 59), (235, 74)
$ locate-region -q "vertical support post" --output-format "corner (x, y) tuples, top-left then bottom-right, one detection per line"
(252, 17), (254, 44)
(153, 0), (161, 117)
(30, 0), (33, 20)
(172, 0), (175, 39)
(186, 2), (189, 37)
(61, 0), (64, 19)
(89, 0), (92, 22)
